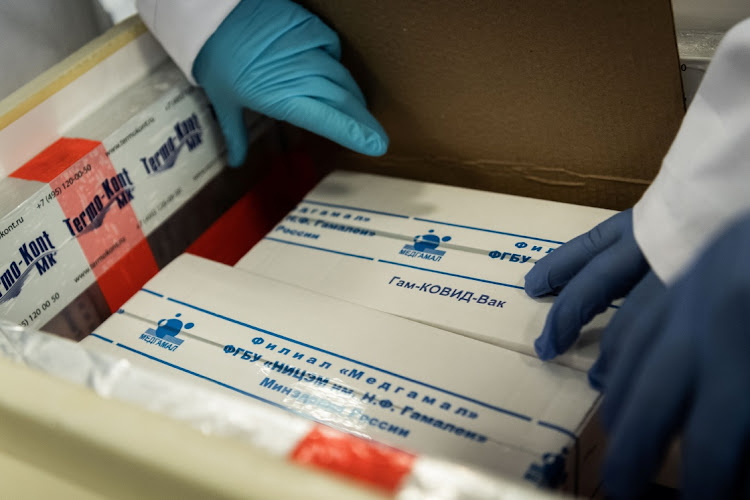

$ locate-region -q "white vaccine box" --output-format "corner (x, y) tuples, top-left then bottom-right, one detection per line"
(81, 253), (603, 494)
(235, 171), (617, 371)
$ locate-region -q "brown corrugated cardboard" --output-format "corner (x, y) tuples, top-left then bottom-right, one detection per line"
(295, 0), (685, 210)
(0, 6), (688, 495)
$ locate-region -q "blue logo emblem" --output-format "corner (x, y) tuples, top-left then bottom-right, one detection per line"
(399, 230), (452, 262)
(138, 312), (193, 351)
(523, 448), (568, 488)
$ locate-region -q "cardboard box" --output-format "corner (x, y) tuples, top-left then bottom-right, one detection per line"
(231, 3), (685, 489)
(235, 171), (616, 371)
(1, 1), (689, 493)
(294, 0), (685, 211)
(81, 253), (602, 494)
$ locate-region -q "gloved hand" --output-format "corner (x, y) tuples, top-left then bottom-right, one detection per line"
(524, 209), (651, 361)
(599, 213), (750, 499)
(586, 269), (664, 391)
(192, 0), (388, 167)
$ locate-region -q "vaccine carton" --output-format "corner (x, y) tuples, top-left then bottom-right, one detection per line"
(81, 253), (603, 494)
(235, 171), (618, 372)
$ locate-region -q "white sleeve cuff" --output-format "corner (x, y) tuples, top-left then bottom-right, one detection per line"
(136, 0), (241, 84)
(634, 17), (750, 284)
(633, 164), (708, 285)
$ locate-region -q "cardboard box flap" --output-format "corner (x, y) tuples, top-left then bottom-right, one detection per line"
(299, 0), (685, 209)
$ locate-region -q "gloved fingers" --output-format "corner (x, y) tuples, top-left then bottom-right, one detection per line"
(259, 74), (388, 156)
(602, 330), (693, 499)
(257, 5), (342, 61)
(211, 101), (249, 167)
(249, 48), (367, 107)
(532, 236), (649, 360)
(524, 210), (634, 297)
(600, 288), (669, 431)
(588, 271), (665, 391)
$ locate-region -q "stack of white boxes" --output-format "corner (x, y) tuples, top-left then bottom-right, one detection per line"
(82, 171), (616, 494)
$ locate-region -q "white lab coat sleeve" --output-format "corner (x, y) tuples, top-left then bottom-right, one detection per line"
(136, 0), (241, 84)
(633, 17), (750, 284)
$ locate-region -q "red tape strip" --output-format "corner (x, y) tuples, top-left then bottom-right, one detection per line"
(291, 425), (416, 495)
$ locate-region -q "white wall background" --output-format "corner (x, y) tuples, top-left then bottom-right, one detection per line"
(672, 0), (750, 31)
(0, 0), (135, 102)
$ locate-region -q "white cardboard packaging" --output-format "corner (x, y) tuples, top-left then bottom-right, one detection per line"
(81, 254), (602, 493)
(65, 62), (226, 237)
(0, 61), (224, 331)
(236, 171), (617, 371)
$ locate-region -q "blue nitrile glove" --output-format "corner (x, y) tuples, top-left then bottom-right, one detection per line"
(586, 269), (665, 391)
(524, 209), (651, 361)
(192, 0), (389, 167)
(599, 213), (750, 499)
